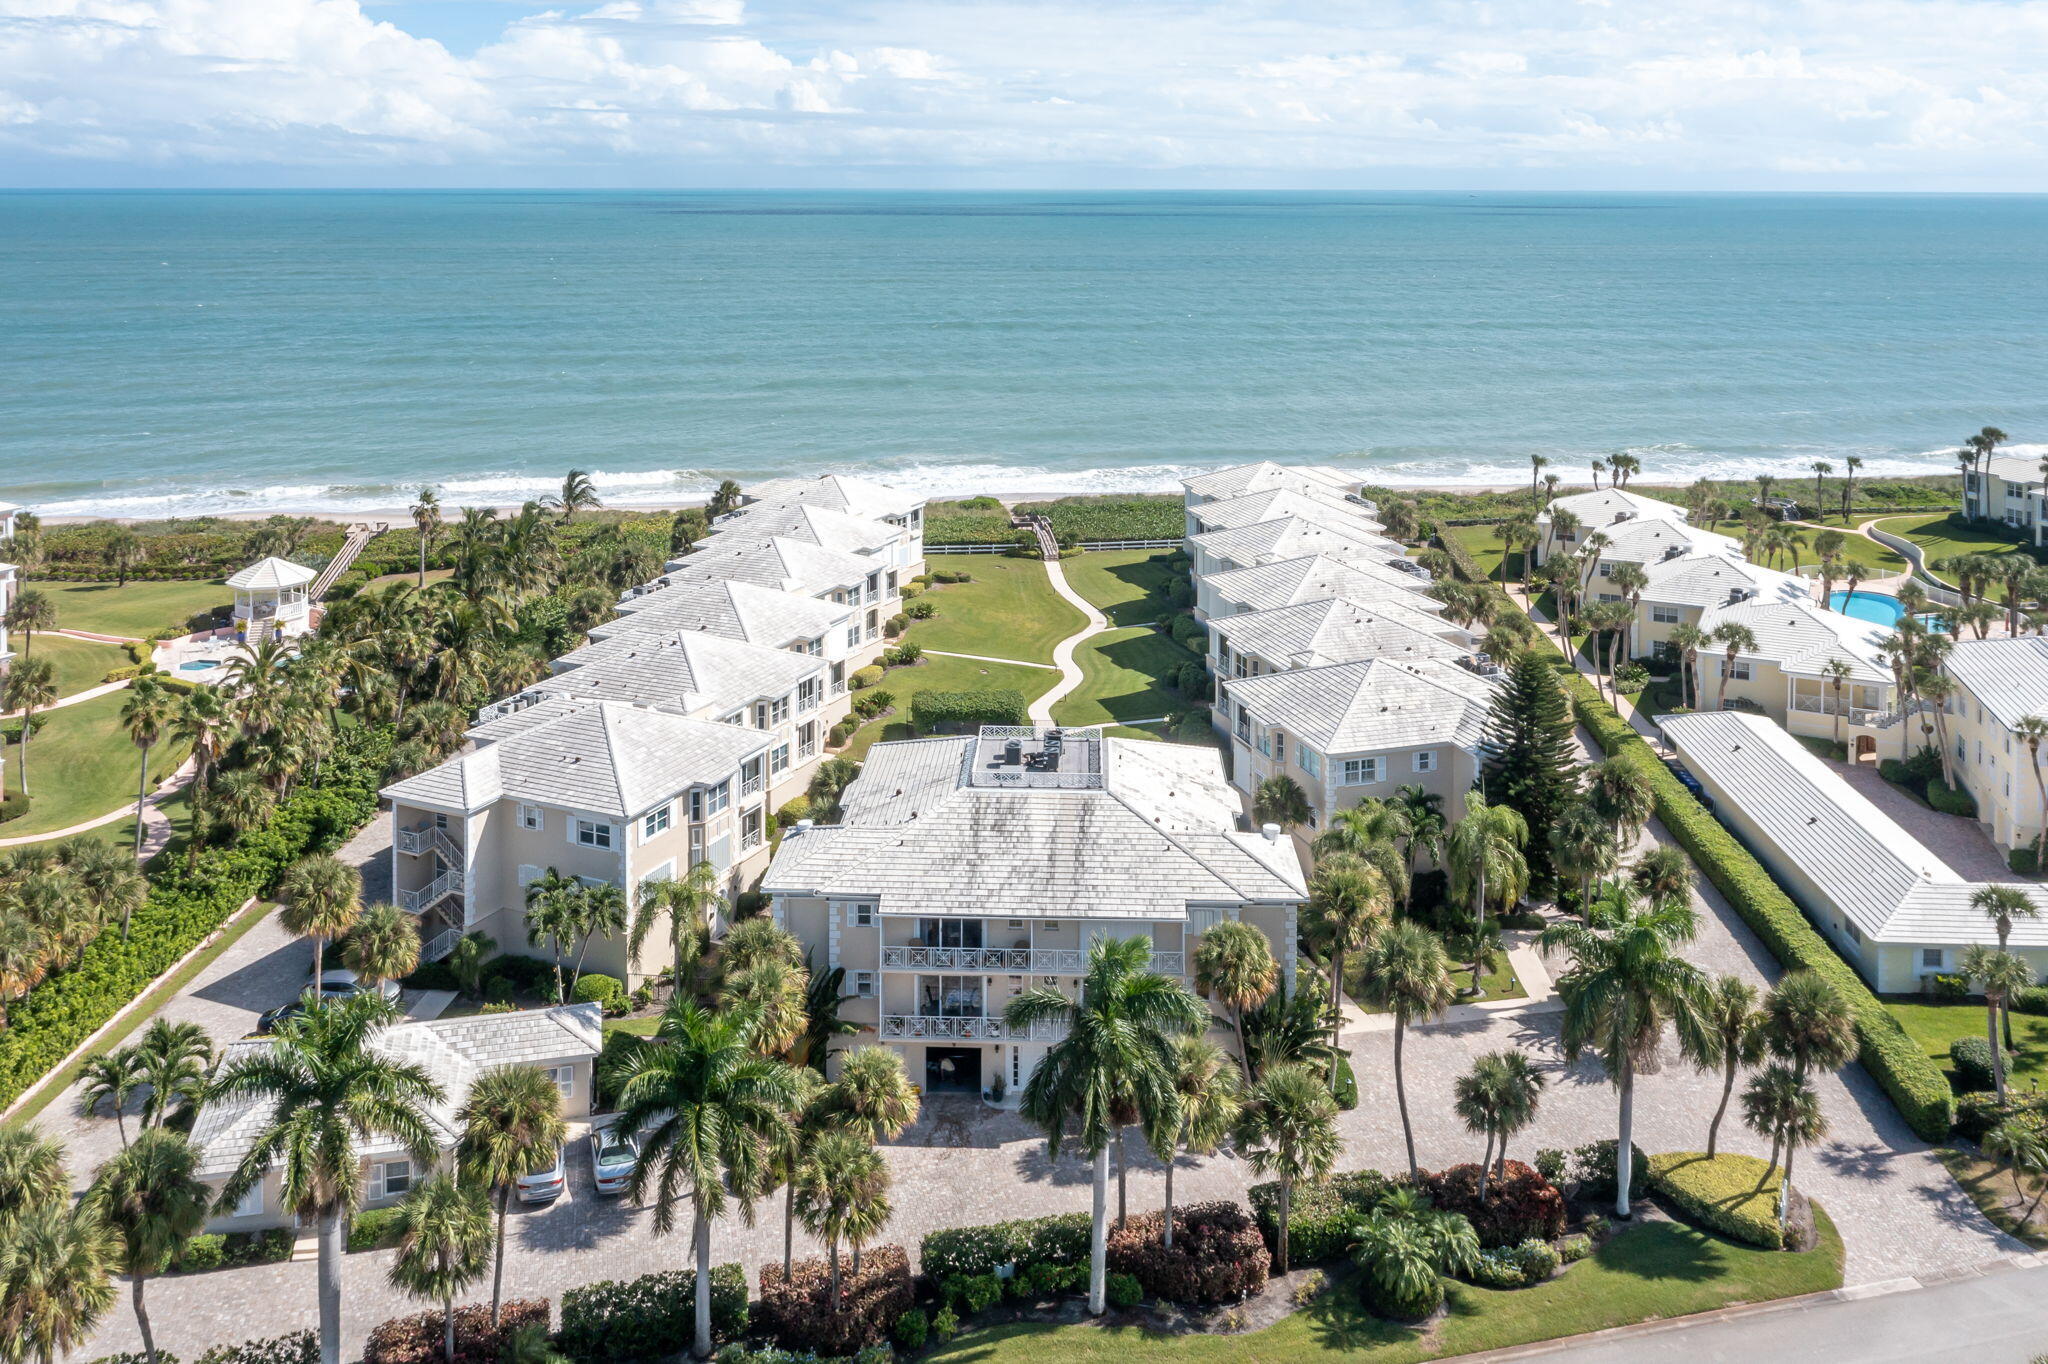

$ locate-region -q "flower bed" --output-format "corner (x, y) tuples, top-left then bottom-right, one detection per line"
(756, 1247), (914, 1356)
(1104, 1202), (1270, 1305)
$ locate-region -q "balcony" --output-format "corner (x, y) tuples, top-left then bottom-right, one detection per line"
(879, 1014), (1067, 1042)
(399, 868), (463, 914)
(881, 945), (1182, 975)
(1791, 696), (1898, 726)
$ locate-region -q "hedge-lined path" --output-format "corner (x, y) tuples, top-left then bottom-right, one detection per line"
(0, 752), (193, 850)
(921, 649), (1060, 670)
(1029, 558), (1111, 725)
(0, 674), (132, 721)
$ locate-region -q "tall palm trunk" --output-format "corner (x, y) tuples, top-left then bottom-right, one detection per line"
(1471, 862), (1488, 989)
(1780, 1141), (1797, 1235)
(1477, 1132), (1494, 1203)
(491, 1185), (509, 1323)
(692, 1203), (714, 1360)
(1327, 951), (1346, 1086)
(783, 1184), (795, 1279)
(1614, 1054), (1635, 1219)
(317, 1210), (345, 1364)
(133, 1273), (157, 1364)
(1707, 1053), (1738, 1158)
(1162, 1150), (1177, 1251)
(1115, 1126), (1128, 1229)
(827, 1240), (841, 1312)
(132, 739), (153, 868)
(1088, 1146), (1108, 1315)
(1393, 1016), (1418, 1178)
(1990, 995), (2007, 1103)
(1276, 1174), (1293, 1274)
(443, 1290), (455, 1364)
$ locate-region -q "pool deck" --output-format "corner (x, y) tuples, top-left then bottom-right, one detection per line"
(152, 629), (251, 685)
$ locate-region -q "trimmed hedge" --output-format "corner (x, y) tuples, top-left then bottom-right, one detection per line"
(1646, 1152), (1785, 1249)
(362, 1300), (548, 1364)
(1950, 1035), (2012, 1094)
(192, 1334), (317, 1364)
(0, 725), (394, 1109)
(919, 1212), (1090, 1281)
(908, 689), (1029, 734)
(557, 1264), (749, 1363)
(0, 791), (30, 825)
(1248, 1169), (1391, 1265)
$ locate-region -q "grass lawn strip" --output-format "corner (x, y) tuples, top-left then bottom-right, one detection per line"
(925, 1214), (1842, 1364)
(907, 557), (1086, 664)
(1060, 548), (1185, 627)
(30, 578), (231, 639)
(840, 653), (1059, 759)
(13, 633), (129, 700)
(1881, 996), (2048, 1088)
(1871, 513), (2043, 587)
(2, 898), (276, 1129)
(1934, 1147), (2048, 1250)
(1050, 626), (1204, 727)
(3, 690), (192, 837)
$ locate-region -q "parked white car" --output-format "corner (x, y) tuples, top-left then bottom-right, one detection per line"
(590, 1124), (638, 1197)
(515, 1145), (567, 1204)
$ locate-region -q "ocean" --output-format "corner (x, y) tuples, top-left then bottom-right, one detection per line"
(3, 190), (2045, 519)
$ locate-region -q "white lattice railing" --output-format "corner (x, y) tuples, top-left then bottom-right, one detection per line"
(422, 927), (462, 962)
(878, 1014), (1067, 1041)
(394, 825), (462, 864)
(880, 945), (1181, 975)
(399, 868), (463, 914)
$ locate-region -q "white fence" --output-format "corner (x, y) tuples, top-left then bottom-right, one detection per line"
(927, 538), (1181, 554)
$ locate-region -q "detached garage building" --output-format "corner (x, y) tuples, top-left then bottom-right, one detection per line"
(1662, 710), (2048, 993)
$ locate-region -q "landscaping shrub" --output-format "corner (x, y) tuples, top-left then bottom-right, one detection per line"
(713, 1349), (892, 1364)
(348, 1207), (404, 1252)
(1248, 1169), (1391, 1264)
(1950, 1036), (2013, 1094)
(1425, 1161), (1566, 1247)
(881, 642), (921, 666)
(1532, 1148), (1568, 1186)
(1568, 1141), (1650, 1206)
(828, 720), (858, 746)
(892, 1308), (927, 1350)
(1105, 1272), (1144, 1309)
(1013, 495), (1182, 542)
(1332, 1053), (1358, 1111)
(192, 1333), (317, 1364)
(2010, 846), (2041, 875)
(924, 501), (1017, 546)
(940, 1273), (1002, 1315)
(930, 568), (974, 584)
(850, 689), (894, 720)
(931, 1307), (959, 1342)
(1168, 613), (1206, 650)
(1929, 780), (1979, 818)
(883, 613), (909, 639)
(900, 582), (925, 600)
(1645, 1152), (1785, 1250)
(849, 666), (885, 690)
(0, 725), (393, 1110)
(1466, 1250), (1528, 1289)
(362, 1300), (548, 1364)
(908, 688), (1029, 733)
(1954, 1092), (2048, 1141)
(920, 1212), (1090, 1280)
(572, 972), (629, 1015)
(1361, 1267), (1441, 1323)
(557, 1264), (749, 1363)
(0, 791), (29, 826)
(755, 1246), (914, 1356)
(2013, 986), (2048, 1017)
(904, 599), (936, 619)
(1008, 1260), (1081, 1300)
(1512, 1238), (1559, 1283)
(1931, 972), (1973, 1000)
(1105, 1202), (1270, 1305)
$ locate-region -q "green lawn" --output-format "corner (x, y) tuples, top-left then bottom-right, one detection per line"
(1442, 525), (1515, 583)
(1935, 1146), (2048, 1250)
(15, 633), (130, 699)
(1348, 950), (1527, 1008)
(2, 690), (191, 837)
(907, 557), (1085, 664)
(927, 1214), (1842, 1364)
(1051, 627), (1204, 726)
(1062, 549), (1186, 627)
(1871, 513), (2042, 587)
(1699, 519), (1908, 576)
(29, 578), (231, 639)
(839, 653), (1059, 759)
(1883, 996), (2048, 1087)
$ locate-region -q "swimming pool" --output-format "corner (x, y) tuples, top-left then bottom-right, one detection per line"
(178, 659), (222, 673)
(1828, 591), (1944, 630)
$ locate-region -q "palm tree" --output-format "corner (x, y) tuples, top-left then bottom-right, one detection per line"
(209, 994), (443, 1364)
(823, 1045), (921, 1142)
(1005, 935), (1205, 1315)
(1667, 622), (1707, 710)
(1550, 802), (1618, 915)
(707, 480), (744, 520)
(1976, 883), (2040, 956)
(1193, 920), (1277, 1069)
(793, 1129), (891, 1308)
(171, 687), (231, 817)
(106, 527), (143, 586)
(1760, 970), (1858, 1080)
(1710, 622), (1759, 711)
(80, 1049), (143, 1147)
(1741, 1062), (1827, 1235)
(1683, 975), (1764, 1157)
(446, 931), (495, 1001)
(1446, 791), (1529, 987)
(720, 957), (808, 1058)
(1541, 889), (1709, 1217)
(548, 469), (602, 523)
(410, 488), (443, 587)
(1985, 1119), (2048, 1226)
(133, 1019), (211, 1129)
(1252, 774), (1312, 832)
(1452, 1051), (1546, 1199)
(1962, 946), (2034, 1102)
(567, 881), (628, 998)
(1817, 657), (1854, 748)
(1590, 457), (1606, 490)
(1588, 756), (1655, 849)
(631, 861), (723, 991)
(278, 855), (363, 995)
(1394, 785), (1446, 869)
(1311, 799), (1410, 907)
(2, 656), (57, 796)
(455, 1064), (567, 1325)
(2016, 716), (2048, 862)
(768, 1069), (830, 1280)
(610, 999), (800, 1359)
(524, 869), (583, 1003)
(1355, 920), (1455, 1178)
(1841, 455), (1863, 519)
(790, 962), (858, 1075)
(213, 768), (276, 838)
(343, 903), (422, 994)
(1304, 856), (1390, 1081)
(0, 1129), (66, 1237)
(64, 837), (148, 945)
(388, 1175), (493, 1363)
(0, 1199), (116, 1364)
(1159, 1036), (1241, 1250)
(1529, 454), (1549, 504)
(1236, 1061), (1340, 1273)
(85, 1129), (209, 1364)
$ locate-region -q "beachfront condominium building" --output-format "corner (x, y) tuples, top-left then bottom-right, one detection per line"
(1219, 655), (1501, 857)
(1195, 552), (1439, 624)
(1208, 598), (1475, 685)
(1185, 487), (1385, 542)
(1181, 461), (1366, 514)
(190, 1005), (602, 1233)
(1961, 454), (2048, 542)
(1530, 487), (1695, 570)
(1623, 555), (1809, 663)
(739, 472), (927, 572)
(1187, 516), (1409, 585)
(1683, 595), (1905, 760)
(763, 726), (1307, 1098)
(1664, 710), (2048, 991)
(1940, 636), (2048, 858)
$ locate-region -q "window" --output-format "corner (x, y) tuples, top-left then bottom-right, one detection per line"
(1298, 747), (1322, 779)
(798, 678), (822, 711)
(848, 902), (876, 927)
(1257, 731), (1271, 759)
(1651, 605), (1681, 624)
(1412, 750), (1437, 773)
(865, 608), (879, 640)
(741, 757), (764, 796)
(771, 695), (790, 725)
(1723, 660), (1751, 682)
(917, 917), (984, 948)
(1234, 706), (1252, 743)
(704, 780), (730, 816)
(233, 1182), (265, 1218)
(770, 743), (791, 776)
(853, 970), (876, 998)
(547, 1064), (576, 1098)
(1598, 563), (1613, 577)
(518, 804), (543, 831)
(1922, 948), (1945, 969)
(740, 807), (764, 849)
(847, 624), (862, 649)
(831, 662), (847, 694)
(1273, 732), (1286, 764)
(753, 702), (770, 728)
(1342, 757), (1383, 785)
(641, 804), (671, 840)
(372, 1160), (413, 1201)
(574, 819), (613, 850)
(797, 721), (818, 759)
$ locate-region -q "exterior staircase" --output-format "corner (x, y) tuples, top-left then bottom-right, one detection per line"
(311, 524), (378, 601)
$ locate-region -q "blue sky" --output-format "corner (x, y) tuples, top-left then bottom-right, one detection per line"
(4, 0), (2048, 189)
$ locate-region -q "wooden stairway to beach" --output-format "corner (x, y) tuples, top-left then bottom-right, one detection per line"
(310, 524), (378, 601)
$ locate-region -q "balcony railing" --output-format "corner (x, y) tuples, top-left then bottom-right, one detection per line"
(879, 1014), (1067, 1041)
(881, 945), (1183, 975)
(399, 868), (463, 914)
(741, 774), (765, 797)
(422, 927), (462, 963)
(394, 825), (462, 864)
(1790, 696), (1898, 726)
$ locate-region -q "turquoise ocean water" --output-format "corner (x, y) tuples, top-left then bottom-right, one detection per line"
(3, 190), (2046, 518)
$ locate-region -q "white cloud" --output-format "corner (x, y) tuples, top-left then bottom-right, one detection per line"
(2, 0), (2047, 182)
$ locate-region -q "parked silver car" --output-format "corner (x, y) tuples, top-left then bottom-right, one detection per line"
(590, 1124), (638, 1196)
(515, 1145), (567, 1204)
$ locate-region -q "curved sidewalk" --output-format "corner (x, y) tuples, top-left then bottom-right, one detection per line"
(1027, 557), (1111, 725)
(0, 755), (197, 853)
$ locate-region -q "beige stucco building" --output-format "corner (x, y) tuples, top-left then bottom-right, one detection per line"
(1686, 596), (1907, 761)
(1961, 456), (2048, 543)
(1943, 636), (2048, 857)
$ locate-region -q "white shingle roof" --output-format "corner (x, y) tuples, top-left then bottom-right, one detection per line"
(1640, 555), (1809, 611)
(1983, 454), (2046, 488)
(1203, 553), (1441, 614)
(191, 1005), (603, 1179)
(764, 733), (1306, 917)
(1181, 462), (1358, 504)
(1223, 657), (1499, 755)
(543, 629), (824, 717)
(1190, 517), (1406, 574)
(1662, 711), (2048, 946)
(743, 473), (924, 521)
(226, 556), (318, 590)
(1583, 518), (1740, 566)
(706, 501), (903, 558)
(597, 578), (850, 649)
(1213, 598), (1472, 669)
(383, 700), (769, 816)
(1537, 488), (1689, 528)
(1946, 637), (2048, 730)
(1695, 596), (1892, 683)
(663, 536), (875, 595)
(1191, 488), (1382, 537)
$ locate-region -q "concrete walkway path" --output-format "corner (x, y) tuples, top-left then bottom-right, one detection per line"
(921, 649), (1060, 671)
(55, 627), (144, 644)
(1028, 557), (1111, 725)
(1, 675), (132, 721)
(0, 754), (196, 852)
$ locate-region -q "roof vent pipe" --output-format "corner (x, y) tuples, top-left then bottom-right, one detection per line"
(1261, 822), (1283, 842)
(795, 819), (814, 833)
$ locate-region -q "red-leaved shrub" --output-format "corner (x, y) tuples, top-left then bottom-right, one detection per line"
(1425, 1161), (1566, 1247)
(361, 1299), (549, 1364)
(755, 1245), (914, 1355)
(1105, 1202), (1269, 1305)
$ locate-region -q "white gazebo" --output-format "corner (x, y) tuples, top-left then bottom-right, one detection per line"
(0, 501), (21, 542)
(228, 556), (318, 644)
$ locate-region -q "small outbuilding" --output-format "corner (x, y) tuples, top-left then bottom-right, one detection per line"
(227, 555), (318, 643)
